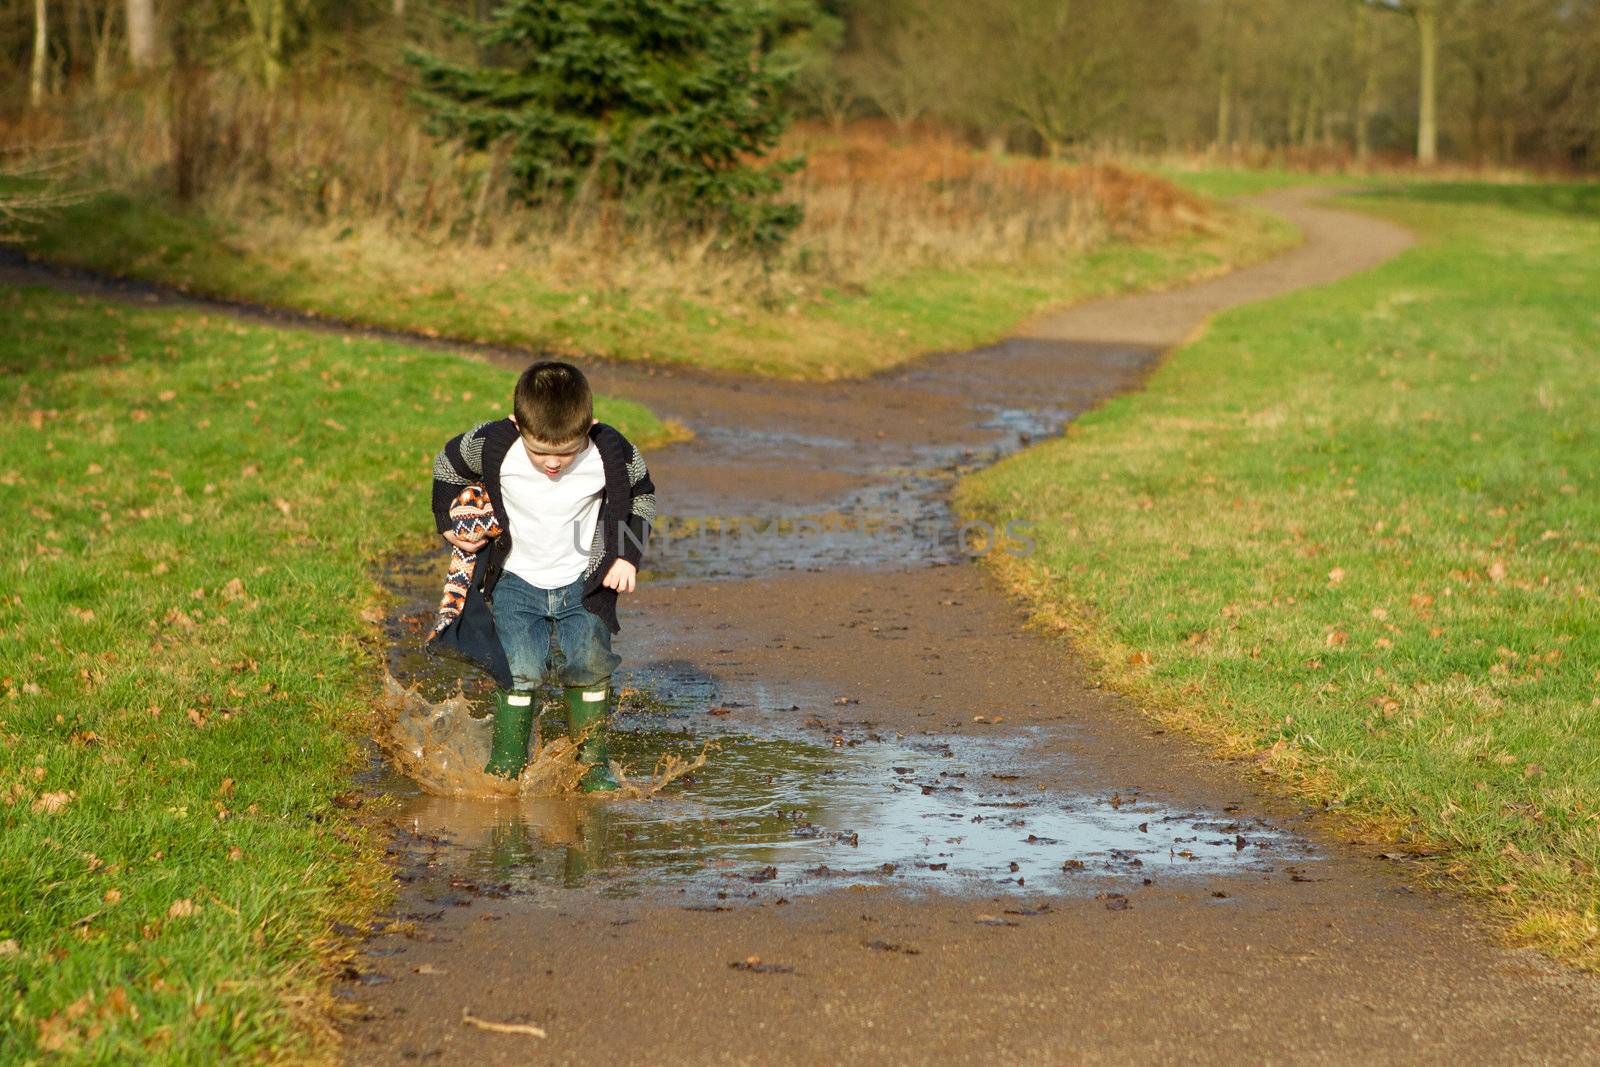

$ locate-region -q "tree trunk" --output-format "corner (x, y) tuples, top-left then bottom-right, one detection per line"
(1414, 0), (1439, 163)
(171, 19), (207, 202)
(1214, 66), (1233, 154)
(31, 0), (49, 107)
(89, 0), (115, 93)
(68, 0), (86, 86)
(126, 0), (156, 70)
(1353, 1), (1378, 162)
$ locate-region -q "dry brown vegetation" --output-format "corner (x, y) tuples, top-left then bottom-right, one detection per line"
(25, 76), (1208, 300)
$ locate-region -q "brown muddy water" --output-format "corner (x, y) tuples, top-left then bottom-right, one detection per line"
(373, 549), (1307, 905)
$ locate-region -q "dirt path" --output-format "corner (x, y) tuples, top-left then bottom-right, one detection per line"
(10, 189), (1600, 1063)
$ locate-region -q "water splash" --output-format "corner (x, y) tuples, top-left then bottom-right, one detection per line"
(377, 672), (710, 800)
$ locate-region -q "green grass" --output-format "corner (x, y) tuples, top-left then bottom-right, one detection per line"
(1148, 165), (1369, 200)
(958, 181), (1600, 966)
(0, 287), (671, 1060)
(13, 189), (1296, 380)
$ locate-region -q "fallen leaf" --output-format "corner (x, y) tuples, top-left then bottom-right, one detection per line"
(167, 899), (197, 919)
(32, 791), (72, 815)
(1327, 567), (1345, 584)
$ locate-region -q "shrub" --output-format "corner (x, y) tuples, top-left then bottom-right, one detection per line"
(406, 0), (803, 248)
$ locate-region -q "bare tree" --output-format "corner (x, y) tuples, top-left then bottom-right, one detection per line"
(1352, 0), (1382, 161)
(971, 0), (1146, 157)
(126, 0), (156, 69)
(79, 0), (121, 93)
(31, 0), (49, 106)
(1366, 0), (1440, 162)
(1413, 0), (1439, 161)
(839, 0), (952, 137)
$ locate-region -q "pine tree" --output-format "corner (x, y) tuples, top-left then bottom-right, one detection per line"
(407, 0), (804, 247)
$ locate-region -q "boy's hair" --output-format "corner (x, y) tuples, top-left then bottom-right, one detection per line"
(513, 361), (593, 445)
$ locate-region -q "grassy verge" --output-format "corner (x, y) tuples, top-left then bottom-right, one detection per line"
(1147, 165), (1369, 200)
(13, 188), (1295, 380)
(0, 286), (671, 1059)
(958, 182), (1600, 967)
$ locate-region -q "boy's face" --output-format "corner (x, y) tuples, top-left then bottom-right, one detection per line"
(520, 434), (587, 479)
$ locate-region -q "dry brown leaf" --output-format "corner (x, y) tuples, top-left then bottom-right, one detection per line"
(167, 899), (197, 919)
(32, 791), (72, 815)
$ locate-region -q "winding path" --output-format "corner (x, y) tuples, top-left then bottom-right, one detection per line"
(8, 188), (1599, 1063)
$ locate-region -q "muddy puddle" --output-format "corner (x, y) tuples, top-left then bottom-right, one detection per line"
(644, 408), (1068, 582)
(373, 712), (1303, 904)
(373, 576), (1307, 904)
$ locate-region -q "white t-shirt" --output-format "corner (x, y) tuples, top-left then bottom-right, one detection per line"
(499, 437), (606, 590)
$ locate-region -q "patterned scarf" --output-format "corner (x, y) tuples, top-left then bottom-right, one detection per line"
(428, 484), (501, 641)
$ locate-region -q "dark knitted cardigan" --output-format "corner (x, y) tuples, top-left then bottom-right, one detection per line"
(427, 418), (656, 688)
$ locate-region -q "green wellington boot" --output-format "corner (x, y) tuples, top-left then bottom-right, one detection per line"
(565, 683), (620, 793)
(484, 690), (536, 779)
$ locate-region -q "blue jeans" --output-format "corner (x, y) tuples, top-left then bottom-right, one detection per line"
(490, 572), (621, 691)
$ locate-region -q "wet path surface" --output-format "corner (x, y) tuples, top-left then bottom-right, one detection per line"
(9, 188), (1600, 1063)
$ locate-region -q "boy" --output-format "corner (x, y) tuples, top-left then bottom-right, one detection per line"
(428, 361), (656, 792)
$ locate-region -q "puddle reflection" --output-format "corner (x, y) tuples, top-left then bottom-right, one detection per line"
(384, 722), (1306, 901)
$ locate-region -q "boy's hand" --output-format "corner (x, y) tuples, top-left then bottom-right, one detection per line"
(443, 530), (488, 553)
(602, 559), (637, 594)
